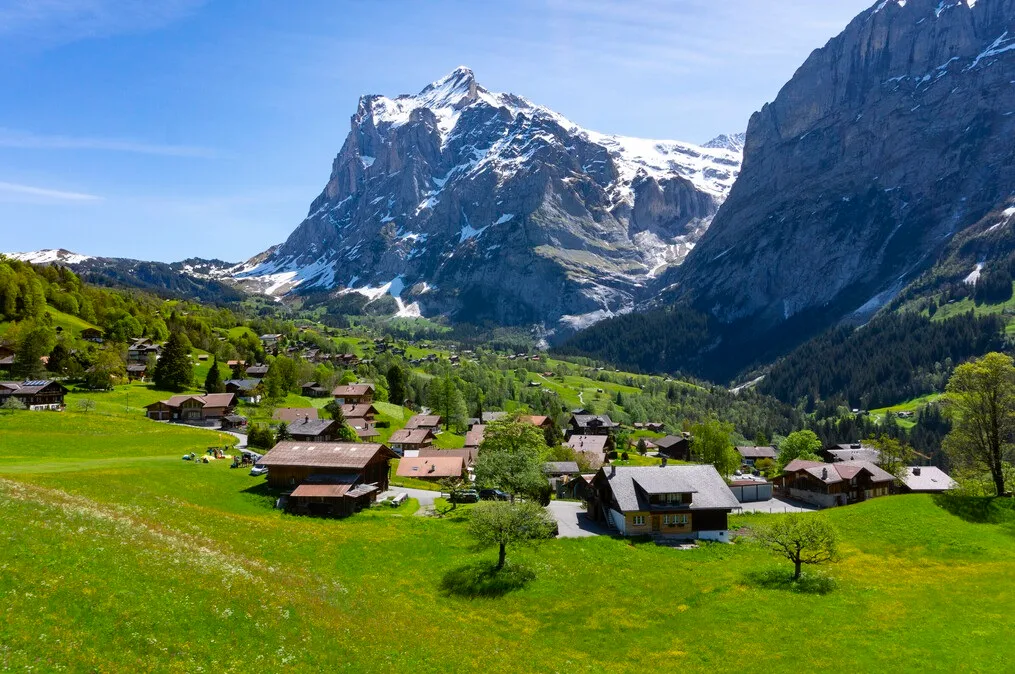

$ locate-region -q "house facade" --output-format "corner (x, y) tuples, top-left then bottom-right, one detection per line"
(388, 428), (435, 456)
(144, 393), (236, 422)
(332, 384), (375, 405)
(736, 446), (778, 466)
(567, 414), (617, 439)
(655, 435), (691, 461)
(780, 459), (894, 507)
(587, 464), (740, 541)
(404, 414), (442, 433)
(258, 441), (396, 492)
(0, 380), (68, 410)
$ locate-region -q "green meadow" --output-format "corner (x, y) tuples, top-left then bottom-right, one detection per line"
(1, 409), (1014, 672)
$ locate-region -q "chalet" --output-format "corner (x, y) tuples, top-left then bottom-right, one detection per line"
(558, 473), (595, 501)
(224, 379), (263, 404)
(518, 415), (553, 430)
(405, 414), (442, 433)
(467, 411), (506, 428)
(341, 403), (378, 425)
(144, 393), (236, 422)
(464, 425), (486, 449)
(80, 328), (104, 343)
(395, 456), (467, 482)
(418, 448), (478, 467)
(543, 461), (581, 479)
(780, 459), (894, 508)
(126, 364), (148, 382)
(258, 441), (396, 509)
(565, 435), (611, 469)
(245, 364), (270, 379)
(736, 446), (778, 466)
(221, 414), (247, 431)
(0, 380), (68, 410)
(332, 384), (374, 405)
(655, 435), (691, 461)
(587, 464), (740, 540)
(300, 382), (331, 398)
(567, 414), (617, 438)
(899, 466), (957, 494)
(273, 408), (319, 424)
(821, 443), (880, 464)
(259, 334), (283, 347)
(288, 418), (339, 443)
(127, 338), (161, 365)
(388, 428), (435, 456)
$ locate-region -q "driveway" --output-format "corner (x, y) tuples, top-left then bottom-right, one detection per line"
(737, 497), (818, 513)
(547, 500), (610, 538)
(390, 486), (441, 508)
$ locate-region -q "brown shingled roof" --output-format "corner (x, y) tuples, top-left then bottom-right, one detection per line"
(259, 441), (395, 469)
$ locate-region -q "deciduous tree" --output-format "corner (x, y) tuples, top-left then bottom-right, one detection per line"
(777, 430), (823, 468)
(690, 418), (740, 478)
(467, 501), (556, 570)
(475, 414), (548, 501)
(757, 515), (838, 580)
(943, 352), (1015, 496)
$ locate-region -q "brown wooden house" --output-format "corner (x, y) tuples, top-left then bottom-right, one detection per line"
(0, 380), (68, 410)
(258, 441), (396, 491)
(144, 393), (236, 422)
(332, 384), (374, 405)
(388, 428), (435, 456)
(287, 418), (339, 443)
(655, 435), (691, 461)
(567, 414), (617, 439)
(587, 464), (740, 541)
(779, 459), (894, 508)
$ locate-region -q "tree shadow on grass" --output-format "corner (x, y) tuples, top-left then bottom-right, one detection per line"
(745, 568), (837, 595)
(934, 494), (1015, 524)
(439, 561), (536, 599)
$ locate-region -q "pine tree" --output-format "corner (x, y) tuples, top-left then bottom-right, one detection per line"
(204, 357), (224, 393)
(153, 330), (193, 392)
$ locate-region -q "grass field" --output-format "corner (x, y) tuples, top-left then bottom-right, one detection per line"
(1, 410), (1014, 672)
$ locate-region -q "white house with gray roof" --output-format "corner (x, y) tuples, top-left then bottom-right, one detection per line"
(587, 464), (740, 541)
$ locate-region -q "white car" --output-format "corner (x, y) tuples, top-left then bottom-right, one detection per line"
(249, 465), (268, 477)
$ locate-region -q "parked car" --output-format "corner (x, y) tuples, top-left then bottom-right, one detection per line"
(249, 465), (268, 477)
(450, 489), (480, 503)
(479, 488), (509, 501)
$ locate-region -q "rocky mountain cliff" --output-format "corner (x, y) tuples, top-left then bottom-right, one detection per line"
(234, 67), (742, 333)
(671, 0), (1015, 330)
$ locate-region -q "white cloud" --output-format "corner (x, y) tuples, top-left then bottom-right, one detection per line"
(0, 0), (206, 44)
(0, 181), (102, 202)
(0, 128), (217, 158)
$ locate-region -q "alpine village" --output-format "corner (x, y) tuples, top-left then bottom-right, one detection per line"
(3, 0), (1015, 672)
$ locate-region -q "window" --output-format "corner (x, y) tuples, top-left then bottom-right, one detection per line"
(633, 515), (645, 526)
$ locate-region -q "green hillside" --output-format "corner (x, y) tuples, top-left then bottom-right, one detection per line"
(1, 408), (1013, 672)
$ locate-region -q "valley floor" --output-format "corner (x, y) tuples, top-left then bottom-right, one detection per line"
(1, 410), (1014, 673)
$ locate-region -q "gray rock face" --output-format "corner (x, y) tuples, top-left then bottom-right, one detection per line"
(235, 67), (741, 332)
(673, 0), (1015, 327)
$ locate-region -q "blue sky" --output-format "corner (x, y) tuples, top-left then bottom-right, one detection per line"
(0, 0), (874, 262)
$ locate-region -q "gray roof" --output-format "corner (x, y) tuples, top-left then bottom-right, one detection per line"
(827, 447), (881, 463)
(901, 466), (957, 492)
(736, 446), (777, 459)
(287, 418), (336, 438)
(602, 465), (740, 513)
(543, 461), (581, 475)
(571, 414), (616, 428)
(225, 379), (262, 392)
(655, 435), (688, 450)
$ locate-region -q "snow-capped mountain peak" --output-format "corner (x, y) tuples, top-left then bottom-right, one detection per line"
(6, 249), (93, 265)
(233, 68), (745, 334)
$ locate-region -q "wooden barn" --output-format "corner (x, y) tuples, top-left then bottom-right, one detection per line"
(258, 441), (396, 492)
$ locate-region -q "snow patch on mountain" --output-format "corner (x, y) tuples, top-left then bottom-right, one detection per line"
(7, 249), (93, 265)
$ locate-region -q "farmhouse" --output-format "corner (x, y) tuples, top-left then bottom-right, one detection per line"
(388, 428), (435, 456)
(0, 380), (68, 410)
(341, 403), (378, 424)
(404, 414), (442, 432)
(126, 364), (148, 382)
(225, 379), (263, 404)
(80, 327), (104, 343)
(464, 424), (485, 449)
(144, 393), (237, 422)
(287, 418), (339, 442)
(565, 434), (611, 469)
(287, 474), (380, 517)
(418, 448), (478, 467)
(258, 441), (396, 491)
(655, 435), (691, 461)
(395, 456), (467, 482)
(899, 466), (957, 493)
(736, 445), (778, 466)
(273, 408), (319, 424)
(333, 384), (374, 405)
(567, 413), (617, 438)
(300, 382), (331, 398)
(245, 364), (269, 379)
(780, 459), (894, 507)
(127, 338), (161, 365)
(587, 464), (740, 541)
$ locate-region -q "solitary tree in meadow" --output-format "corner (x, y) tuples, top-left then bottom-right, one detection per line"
(943, 352), (1015, 496)
(468, 501), (556, 570)
(757, 515), (838, 581)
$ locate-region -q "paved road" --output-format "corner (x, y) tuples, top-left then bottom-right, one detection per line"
(389, 486), (442, 508)
(547, 500), (610, 538)
(737, 497), (818, 513)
